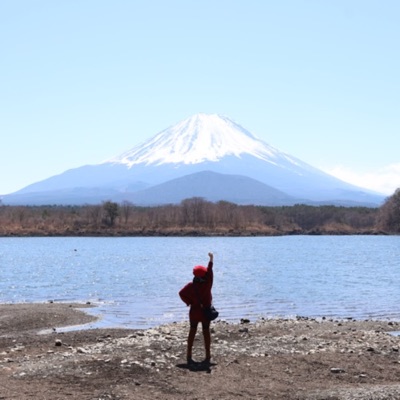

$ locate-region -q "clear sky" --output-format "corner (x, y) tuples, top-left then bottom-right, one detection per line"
(1, 0), (399, 196)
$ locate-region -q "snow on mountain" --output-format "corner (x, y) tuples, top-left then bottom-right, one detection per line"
(2, 113), (386, 206)
(106, 113), (303, 169)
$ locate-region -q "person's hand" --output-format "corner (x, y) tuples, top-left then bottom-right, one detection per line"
(208, 252), (213, 261)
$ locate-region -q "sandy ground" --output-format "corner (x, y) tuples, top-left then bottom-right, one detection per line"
(0, 303), (400, 399)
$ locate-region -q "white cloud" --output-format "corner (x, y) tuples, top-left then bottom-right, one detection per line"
(322, 163), (400, 196)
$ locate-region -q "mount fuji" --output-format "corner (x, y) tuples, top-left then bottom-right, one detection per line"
(2, 113), (384, 206)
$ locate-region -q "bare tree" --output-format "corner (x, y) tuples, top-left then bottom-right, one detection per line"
(120, 201), (134, 225)
(180, 197), (208, 226)
(378, 188), (400, 232)
(84, 205), (103, 227)
(102, 201), (119, 227)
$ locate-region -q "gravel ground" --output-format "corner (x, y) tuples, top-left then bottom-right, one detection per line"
(0, 303), (400, 399)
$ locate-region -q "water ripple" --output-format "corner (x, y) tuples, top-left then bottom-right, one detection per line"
(1, 236), (400, 328)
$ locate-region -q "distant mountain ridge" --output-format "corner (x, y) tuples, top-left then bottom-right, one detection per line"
(117, 171), (299, 206)
(2, 113), (385, 207)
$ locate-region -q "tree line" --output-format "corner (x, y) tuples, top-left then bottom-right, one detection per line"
(0, 191), (399, 236)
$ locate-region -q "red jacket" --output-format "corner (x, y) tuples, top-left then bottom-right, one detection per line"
(179, 261), (213, 323)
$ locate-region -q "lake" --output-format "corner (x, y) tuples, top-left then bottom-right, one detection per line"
(0, 236), (399, 329)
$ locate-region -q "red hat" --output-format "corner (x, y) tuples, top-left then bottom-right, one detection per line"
(193, 265), (207, 278)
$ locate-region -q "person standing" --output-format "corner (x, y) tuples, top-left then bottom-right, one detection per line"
(179, 252), (214, 365)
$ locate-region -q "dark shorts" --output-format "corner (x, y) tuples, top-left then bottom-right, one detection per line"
(190, 320), (210, 330)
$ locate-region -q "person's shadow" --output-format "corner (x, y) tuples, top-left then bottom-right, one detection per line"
(176, 360), (216, 372)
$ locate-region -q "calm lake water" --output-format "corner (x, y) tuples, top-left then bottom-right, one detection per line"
(0, 236), (399, 329)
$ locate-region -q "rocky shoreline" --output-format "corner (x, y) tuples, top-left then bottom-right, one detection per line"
(0, 303), (400, 399)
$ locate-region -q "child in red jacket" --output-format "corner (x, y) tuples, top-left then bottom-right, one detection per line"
(179, 252), (214, 365)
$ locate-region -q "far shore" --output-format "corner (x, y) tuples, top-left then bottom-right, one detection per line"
(0, 228), (388, 237)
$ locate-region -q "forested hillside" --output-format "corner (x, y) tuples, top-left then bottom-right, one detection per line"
(1, 193), (398, 236)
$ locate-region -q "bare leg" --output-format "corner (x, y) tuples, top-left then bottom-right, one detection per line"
(187, 323), (197, 362)
(202, 322), (211, 361)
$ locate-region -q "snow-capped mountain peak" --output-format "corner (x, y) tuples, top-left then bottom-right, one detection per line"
(3, 113), (385, 207)
(106, 113), (289, 166)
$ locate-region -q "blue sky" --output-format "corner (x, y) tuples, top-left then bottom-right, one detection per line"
(1, 0), (399, 196)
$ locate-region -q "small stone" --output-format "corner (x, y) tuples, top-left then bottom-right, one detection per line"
(55, 339), (62, 347)
(77, 347), (88, 354)
(330, 367), (345, 373)
(240, 318), (250, 324)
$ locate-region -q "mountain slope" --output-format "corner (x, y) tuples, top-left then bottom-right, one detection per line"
(2, 113), (385, 206)
(115, 171), (301, 206)
(107, 113), (303, 167)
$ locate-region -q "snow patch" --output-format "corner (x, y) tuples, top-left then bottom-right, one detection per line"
(105, 113), (298, 167)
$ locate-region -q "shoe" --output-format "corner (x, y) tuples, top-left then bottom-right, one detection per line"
(187, 357), (195, 366)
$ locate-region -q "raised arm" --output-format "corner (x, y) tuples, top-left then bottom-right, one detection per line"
(207, 252), (214, 288)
